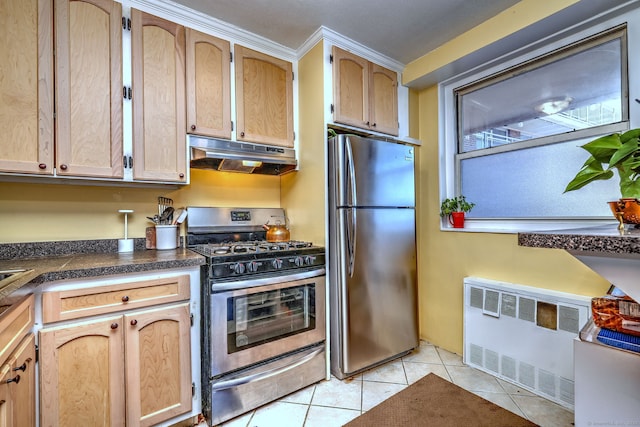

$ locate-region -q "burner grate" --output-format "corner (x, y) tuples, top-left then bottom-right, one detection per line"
(192, 240), (313, 257)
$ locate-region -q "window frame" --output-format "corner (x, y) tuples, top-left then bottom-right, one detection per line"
(439, 12), (639, 233)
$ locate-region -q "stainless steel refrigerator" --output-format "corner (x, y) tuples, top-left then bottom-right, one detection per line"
(328, 134), (418, 379)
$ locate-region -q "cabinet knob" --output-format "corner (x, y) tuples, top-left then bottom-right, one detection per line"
(121, 295), (130, 302)
(12, 363), (26, 372)
(59, 164), (68, 171)
(38, 163), (47, 170)
(179, 173), (185, 178)
(110, 323), (118, 330)
(6, 375), (20, 384)
(372, 122), (377, 127)
(190, 124), (196, 130)
(130, 319), (138, 326)
(240, 131), (245, 137)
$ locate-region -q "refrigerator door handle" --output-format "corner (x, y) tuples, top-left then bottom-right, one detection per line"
(345, 139), (357, 276)
(345, 137), (357, 207)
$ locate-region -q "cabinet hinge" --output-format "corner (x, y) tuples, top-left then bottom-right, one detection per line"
(293, 131), (295, 141)
(330, 104), (334, 113)
(122, 16), (131, 31)
(230, 52), (233, 62)
(231, 121), (234, 132)
(35, 344), (39, 364)
(123, 86), (132, 100)
(190, 313), (194, 326)
(192, 382), (196, 397)
(292, 71), (294, 81)
(329, 54), (333, 64)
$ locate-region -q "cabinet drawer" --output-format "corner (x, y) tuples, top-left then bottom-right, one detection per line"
(0, 294), (35, 365)
(42, 275), (190, 323)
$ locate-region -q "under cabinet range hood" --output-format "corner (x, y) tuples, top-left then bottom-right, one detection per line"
(189, 136), (297, 175)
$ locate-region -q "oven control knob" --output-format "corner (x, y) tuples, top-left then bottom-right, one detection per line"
(230, 262), (245, 274)
(293, 256), (304, 267)
(304, 255), (316, 265)
(246, 261), (260, 272)
(272, 259), (283, 269)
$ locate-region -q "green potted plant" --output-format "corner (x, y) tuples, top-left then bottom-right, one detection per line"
(564, 128), (640, 227)
(440, 195), (475, 228)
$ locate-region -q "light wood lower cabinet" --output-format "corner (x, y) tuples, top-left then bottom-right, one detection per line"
(124, 304), (192, 427)
(39, 303), (192, 427)
(0, 294), (36, 427)
(39, 315), (126, 427)
(0, 333), (36, 427)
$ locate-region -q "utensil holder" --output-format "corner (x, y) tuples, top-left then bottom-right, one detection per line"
(155, 225), (178, 250)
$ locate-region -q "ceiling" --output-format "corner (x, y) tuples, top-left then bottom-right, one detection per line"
(170, 0), (521, 65)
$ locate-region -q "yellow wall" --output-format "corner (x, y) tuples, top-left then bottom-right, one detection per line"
(281, 41), (327, 245)
(403, 0), (581, 86)
(414, 69), (609, 353)
(0, 169), (280, 243)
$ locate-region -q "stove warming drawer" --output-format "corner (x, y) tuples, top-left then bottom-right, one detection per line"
(209, 344), (325, 426)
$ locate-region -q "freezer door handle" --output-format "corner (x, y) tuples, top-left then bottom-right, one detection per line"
(210, 346), (324, 391)
(345, 137), (357, 207)
(345, 139), (357, 277)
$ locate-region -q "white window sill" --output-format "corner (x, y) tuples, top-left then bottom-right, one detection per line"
(439, 218), (619, 234)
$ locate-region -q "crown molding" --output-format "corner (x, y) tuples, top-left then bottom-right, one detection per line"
(297, 26), (405, 72)
(125, 0), (297, 61)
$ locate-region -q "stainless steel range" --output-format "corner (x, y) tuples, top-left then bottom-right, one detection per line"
(187, 207), (326, 426)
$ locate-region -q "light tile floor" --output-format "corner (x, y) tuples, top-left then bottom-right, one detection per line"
(216, 340), (574, 427)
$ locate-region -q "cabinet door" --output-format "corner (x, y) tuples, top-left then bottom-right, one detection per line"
(0, 0), (54, 175)
(235, 45), (294, 147)
(332, 46), (369, 130)
(9, 333), (36, 427)
(54, 0), (123, 178)
(39, 316), (125, 427)
(0, 364), (12, 427)
(369, 63), (398, 136)
(124, 303), (191, 427)
(186, 28), (231, 139)
(131, 9), (187, 183)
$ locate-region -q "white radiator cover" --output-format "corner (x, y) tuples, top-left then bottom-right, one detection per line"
(463, 277), (592, 409)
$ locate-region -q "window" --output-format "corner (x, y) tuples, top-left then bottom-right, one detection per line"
(440, 21), (632, 230)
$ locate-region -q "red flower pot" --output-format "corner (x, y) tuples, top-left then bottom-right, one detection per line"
(449, 212), (465, 228)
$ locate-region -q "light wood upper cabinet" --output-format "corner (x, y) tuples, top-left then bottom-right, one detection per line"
(131, 9), (187, 183)
(369, 63), (399, 135)
(186, 29), (231, 139)
(235, 45), (294, 147)
(39, 316), (126, 427)
(332, 46), (398, 136)
(55, 0), (123, 178)
(0, 0), (54, 175)
(125, 304), (192, 427)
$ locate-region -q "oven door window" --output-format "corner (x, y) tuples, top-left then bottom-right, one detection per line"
(226, 283), (316, 353)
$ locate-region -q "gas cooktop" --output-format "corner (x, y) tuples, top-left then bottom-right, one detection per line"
(191, 240), (314, 257)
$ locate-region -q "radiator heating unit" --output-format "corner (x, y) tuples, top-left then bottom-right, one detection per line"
(463, 277), (591, 409)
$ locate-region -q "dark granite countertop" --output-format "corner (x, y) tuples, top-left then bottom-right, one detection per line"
(518, 224), (640, 256)
(0, 239), (205, 303)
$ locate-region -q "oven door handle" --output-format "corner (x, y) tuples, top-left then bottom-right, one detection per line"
(211, 268), (326, 292)
(210, 346), (324, 391)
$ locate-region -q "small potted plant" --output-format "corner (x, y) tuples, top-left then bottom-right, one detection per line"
(564, 128), (640, 227)
(440, 195), (475, 228)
